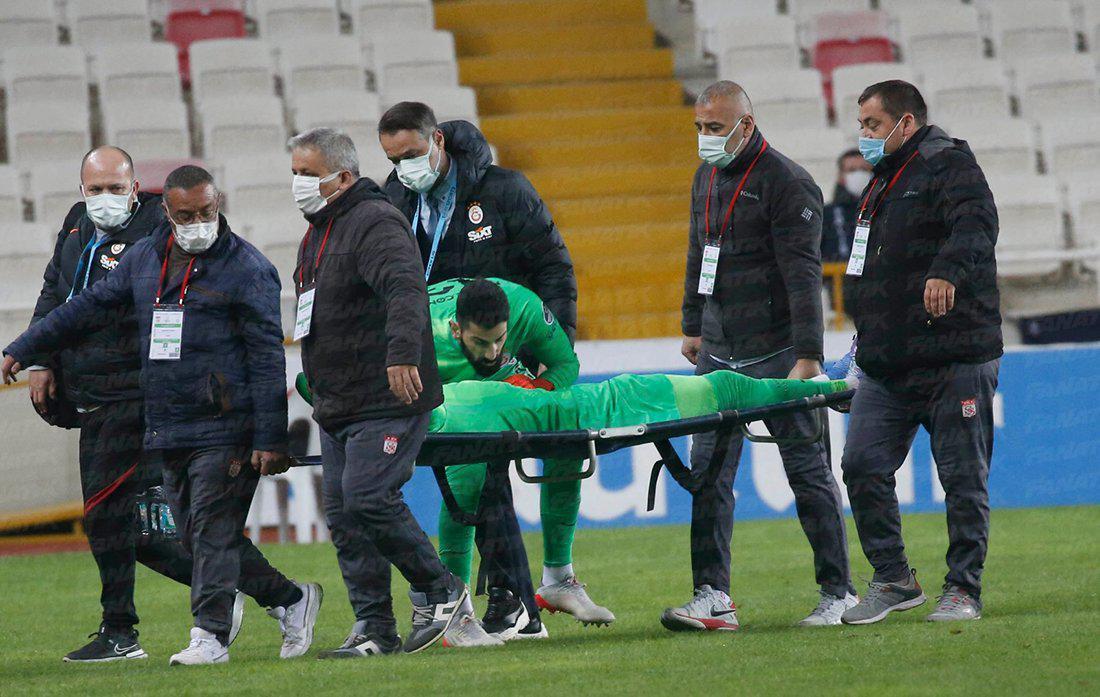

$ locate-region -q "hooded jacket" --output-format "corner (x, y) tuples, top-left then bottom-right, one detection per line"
(384, 120), (577, 340)
(6, 217), (289, 452)
(848, 124), (1003, 379)
(295, 177), (443, 431)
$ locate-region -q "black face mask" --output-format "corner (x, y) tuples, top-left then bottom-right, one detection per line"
(460, 338), (505, 376)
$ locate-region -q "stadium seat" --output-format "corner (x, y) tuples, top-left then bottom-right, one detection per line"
(255, 0), (340, 41)
(2, 46), (88, 105)
(380, 85), (479, 124)
(102, 99), (192, 161)
(895, 3), (985, 68)
(943, 117), (1039, 178)
(766, 127), (855, 192)
(200, 96), (287, 162)
(0, 223), (53, 309)
(811, 10), (894, 84)
(788, 0), (871, 23)
(923, 60), (1010, 124)
(0, 1), (58, 49)
(292, 91), (387, 175)
(277, 36), (366, 104)
(1042, 117), (1100, 181)
(985, 174), (1065, 276)
(7, 105), (90, 169)
(1066, 180), (1100, 250)
(189, 38), (277, 103)
(365, 30), (459, 92)
(134, 158), (207, 193)
(0, 166), (24, 224)
(714, 15), (801, 78)
(28, 162), (84, 225)
(222, 155), (295, 224)
(731, 69), (829, 131)
(164, 0), (248, 84)
(93, 43), (183, 106)
(987, 0), (1077, 68)
(68, 0), (151, 50)
(351, 0), (434, 42)
(692, 1), (780, 60)
(831, 62), (919, 129)
(1015, 55), (1100, 122)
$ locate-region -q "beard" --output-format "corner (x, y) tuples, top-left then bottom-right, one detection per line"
(461, 341), (505, 376)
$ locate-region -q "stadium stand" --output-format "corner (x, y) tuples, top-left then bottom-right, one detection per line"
(254, 0), (341, 40)
(986, 173), (1066, 277)
(164, 0), (248, 83)
(200, 96), (286, 161)
(1014, 55), (1100, 123)
(68, 0), (153, 50)
(30, 162), (85, 229)
(102, 99), (191, 161)
(1043, 116), (1100, 181)
(277, 35), (367, 102)
(93, 43), (185, 105)
(2, 46), (87, 105)
(0, 165), (22, 223)
(189, 37), (278, 103)
(942, 117), (1039, 179)
(365, 29), (459, 92)
(0, 1), (57, 52)
(922, 60), (1012, 124)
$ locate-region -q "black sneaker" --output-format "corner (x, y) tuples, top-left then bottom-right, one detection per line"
(317, 621), (401, 659)
(482, 587), (530, 641)
(403, 580), (468, 654)
(514, 615), (549, 640)
(63, 626), (148, 663)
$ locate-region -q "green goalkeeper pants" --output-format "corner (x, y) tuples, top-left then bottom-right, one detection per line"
(431, 371), (850, 584)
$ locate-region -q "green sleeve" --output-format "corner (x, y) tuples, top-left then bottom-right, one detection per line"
(504, 281), (579, 389)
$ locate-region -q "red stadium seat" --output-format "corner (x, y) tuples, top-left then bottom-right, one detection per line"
(812, 12), (896, 120)
(164, 0), (247, 85)
(134, 158), (206, 193)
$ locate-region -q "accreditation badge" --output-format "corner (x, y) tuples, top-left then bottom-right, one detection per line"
(846, 222), (872, 277)
(698, 243), (720, 295)
(293, 287), (316, 341)
(150, 305), (184, 360)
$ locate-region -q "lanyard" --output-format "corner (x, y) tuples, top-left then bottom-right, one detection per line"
(412, 176), (458, 282)
(704, 139), (768, 244)
(66, 234), (104, 301)
(296, 219), (335, 290)
(155, 235), (197, 306)
(857, 150), (920, 224)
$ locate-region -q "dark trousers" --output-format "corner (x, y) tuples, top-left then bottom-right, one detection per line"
(690, 350), (853, 597)
(321, 412), (452, 638)
(841, 359), (999, 598)
(474, 463), (539, 619)
(157, 445), (300, 644)
(78, 399), (193, 632)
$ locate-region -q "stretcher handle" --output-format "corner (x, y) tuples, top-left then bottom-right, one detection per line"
(513, 438), (598, 484)
(739, 404), (825, 446)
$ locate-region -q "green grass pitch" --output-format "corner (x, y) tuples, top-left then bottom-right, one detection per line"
(1, 506), (1097, 695)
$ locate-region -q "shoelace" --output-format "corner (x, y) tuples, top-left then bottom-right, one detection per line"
(809, 591), (840, 617)
(482, 599), (509, 623)
(411, 603), (435, 628)
(936, 589), (967, 610)
(685, 589), (725, 615)
(862, 579), (893, 605)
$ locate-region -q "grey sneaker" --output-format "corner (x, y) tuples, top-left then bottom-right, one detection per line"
(317, 621), (401, 659)
(536, 577), (615, 626)
(797, 590), (859, 627)
(441, 614), (505, 648)
(660, 585), (739, 632)
(842, 570), (926, 625)
(404, 580), (468, 654)
(926, 585), (982, 622)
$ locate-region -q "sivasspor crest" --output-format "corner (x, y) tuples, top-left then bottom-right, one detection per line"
(383, 435), (399, 455)
(961, 398), (977, 418)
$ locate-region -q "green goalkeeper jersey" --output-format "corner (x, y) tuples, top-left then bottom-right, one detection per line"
(427, 278), (579, 389)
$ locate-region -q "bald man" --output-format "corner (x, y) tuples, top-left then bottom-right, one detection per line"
(672, 81), (857, 631)
(23, 147), (201, 662)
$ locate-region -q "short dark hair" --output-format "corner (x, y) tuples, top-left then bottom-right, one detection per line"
(837, 148), (862, 168)
(858, 80), (927, 125)
(378, 101), (438, 140)
(456, 279), (509, 329)
(163, 165), (215, 193)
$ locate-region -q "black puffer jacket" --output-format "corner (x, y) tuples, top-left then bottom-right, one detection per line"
(30, 192), (164, 407)
(296, 177), (443, 431)
(384, 120), (577, 340)
(849, 125), (1003, 378)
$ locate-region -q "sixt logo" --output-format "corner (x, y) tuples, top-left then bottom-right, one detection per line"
(467, 225), (494, 243)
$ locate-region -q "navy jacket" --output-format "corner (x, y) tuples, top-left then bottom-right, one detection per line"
(5, 217), (288, 452)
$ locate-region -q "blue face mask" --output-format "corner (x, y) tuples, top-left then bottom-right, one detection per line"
(858, 117), (905, 166)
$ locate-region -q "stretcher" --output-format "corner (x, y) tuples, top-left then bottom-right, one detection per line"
(292, 389), (853, 525)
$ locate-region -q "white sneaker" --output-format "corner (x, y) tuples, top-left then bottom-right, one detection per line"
(441, 614), (505, 648)
(169, 627), (228, 666)
(797, 591), (860, 627)
(266, 581), (323, 658)
(660, 585), (739, 632)
(536, 577), (615, 626)
(228, 590), (245, 646)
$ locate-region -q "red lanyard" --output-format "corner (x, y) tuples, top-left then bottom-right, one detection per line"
(155, 235), (197, 306)
(704, 139), (769, 244)
(857, 150), (920, 223)
(297, 219), (335, 289)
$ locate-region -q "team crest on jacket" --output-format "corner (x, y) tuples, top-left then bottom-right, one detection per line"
(543, 305), (554, 325)
(110, 243), (126, 255)
(467, 225), (493, 242)
(468, 202), (484, 224)
(99, 254), (120, 270)
(383, 435), (399, 455)
(961, 398), (977, 418)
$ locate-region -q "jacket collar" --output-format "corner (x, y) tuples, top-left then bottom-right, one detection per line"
(873, 124), (931, 176)
(720, 127), (766, 176)
(303, 176), (389, 227)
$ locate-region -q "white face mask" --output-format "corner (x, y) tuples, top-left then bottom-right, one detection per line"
(842, 169), (872, 198)
(293, 171), (343, 215)
(697, 116), (746, 168)
(173, 217), (220, 254)
(83, 185), (135, 232)
(396, 137), (442, 193)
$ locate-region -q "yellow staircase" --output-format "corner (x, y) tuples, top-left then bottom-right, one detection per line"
(435, 0), (696, 340)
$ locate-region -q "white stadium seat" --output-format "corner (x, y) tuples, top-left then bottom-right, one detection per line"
(255, 0), (340, 41)
(69, 0), (152, 50)
(1067, 180), (1100, 250)
(730, 69), (828, 131)
(293, 91), (384, 169)
(693, 1), (780, 59)
(189, 38), (277, 103)
(102, 99), (191, 161)
(278, 36), (366, 103)
(200, 96), (286, 162)
(93, 43), (183, 105)
(366, 30), (458, 92)
(7, 104), (90, 169)
(0, 223), (54, 309)
(766, 127), (855, 192)
(831, 61), (919, 130)
(222, 155), (295, 224)
(2, 46), (87, 105)
(714, 16), (801, 78)
(788, 0), (870, 23)
(0, 166), (24, 224)
(897, 3), (985, 67)
(28, 162), (84, 225)
(1015, 55), (1100, 122)
(944, 117), (1039, 179)
(988, 0), (1077, 68)
(985, 174), (1065, 276)
(380, 85), (479, 124)
(0, 1), (57, 49)
(923, 60), (1010, 124)
(1042, 117), (1100, 181)
(352, 0), (434, 41)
